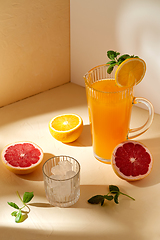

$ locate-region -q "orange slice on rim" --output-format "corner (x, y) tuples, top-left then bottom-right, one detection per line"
(115, 58), (146, 87)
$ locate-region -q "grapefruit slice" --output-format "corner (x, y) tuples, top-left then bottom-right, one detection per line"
(111, 140), (153, 181)
(49, 113), (83, 143)
(1, 141), (44, 175)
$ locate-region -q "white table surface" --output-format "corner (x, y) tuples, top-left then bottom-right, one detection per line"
(0, 82), (160, 240)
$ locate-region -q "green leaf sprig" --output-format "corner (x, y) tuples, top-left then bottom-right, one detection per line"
(7, 191), (34, 223)
(88, 185), (135, 206)
(106, 50), (139, 74)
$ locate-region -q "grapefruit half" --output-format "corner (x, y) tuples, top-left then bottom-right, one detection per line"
(1, 141), (44, 175)
(111, 140), (153, 181)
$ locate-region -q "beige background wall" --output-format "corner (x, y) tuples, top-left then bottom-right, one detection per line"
(70, 0), (160, 114)
(1, 0), (160, 114)
(0, 0), (70, 107)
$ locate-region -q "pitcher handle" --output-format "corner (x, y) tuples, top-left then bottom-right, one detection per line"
(128, 97), (154, 139)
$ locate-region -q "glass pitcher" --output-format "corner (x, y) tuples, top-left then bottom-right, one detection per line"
(84, 64), (154, 164)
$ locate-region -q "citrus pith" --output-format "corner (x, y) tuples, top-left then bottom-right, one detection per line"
(1, 141), (44, 174)
(115, 58), (146, 87)
(111, 140), (153, 181)
(49, 113), (83, 143)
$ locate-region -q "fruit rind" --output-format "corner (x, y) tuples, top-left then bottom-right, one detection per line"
(1, 141), (44, 175)
(111, 140), (153, 181)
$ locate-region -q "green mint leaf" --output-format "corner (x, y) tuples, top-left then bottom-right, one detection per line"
(107, 65), (114, 74)
(117, 60), (124, 66)
(114, 193), (119, 204)
(15, 210), (22, 223)
(101, 199), (105, 206)
(104, 195), (113, 201)
(130, 55), (139, 58)
(7, 202), (19, 209)
(106, 50), (140, 74)
(118, 54), (130, 62)
(107, 50), (120, 60)
(23, 192), (34, 203)
(106, 60), (117, 65)
(107, 50), (115, 60)
(88, 195), (104, 204)
(107, 62), (118, 74)
(88, 185), (135, 207)
(8, 191), (34, 223)
(11, 211), (18, 216)
(109, 185), (120, 193)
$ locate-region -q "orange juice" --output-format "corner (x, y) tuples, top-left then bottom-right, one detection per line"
(84, 64), (154, 163)
(86, 79), (133, 162)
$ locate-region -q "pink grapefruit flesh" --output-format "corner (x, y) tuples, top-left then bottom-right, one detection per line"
(1, 141), (44, 174)
(111, 140), (153, 181)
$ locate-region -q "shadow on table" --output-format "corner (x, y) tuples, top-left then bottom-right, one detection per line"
(11, 134), (160, 188)
(18, 137), (160, 186)
(65, 124), (92, 147)
(29, 202), (52, 208)
(28, 185), (115, 209)
(17, 125), (92, 182)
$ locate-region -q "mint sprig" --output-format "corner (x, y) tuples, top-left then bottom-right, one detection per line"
(88, 185), (135, 206)
(106, 50), (139, 74)
(7, 191), (34, 223)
